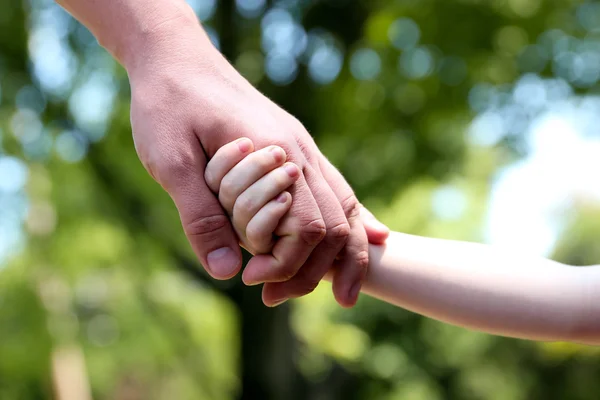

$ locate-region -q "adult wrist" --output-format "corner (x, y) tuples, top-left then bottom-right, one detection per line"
(113, 3), (202, 71)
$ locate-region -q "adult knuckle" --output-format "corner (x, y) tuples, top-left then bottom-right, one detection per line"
(327, 221), (351, 245)
(340, 194), (361, 219)
(147, 151), (196, 191)
(354, 250), (370, 270)
(299, 218), (327, 246)
(295, 138), (314, 161)
(293, 278), (320, 297)
(184, 213), (229, 240)
(288, 115), (305, 132)
(276, 141), (298, 161)
(137, 147), (162, 182)
(160, 152), (195, 178)
(276, 265), (298, 282)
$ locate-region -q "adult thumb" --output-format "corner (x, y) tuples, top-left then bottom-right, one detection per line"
(360, 206), (390, 245)
(155, 148), (242, 280)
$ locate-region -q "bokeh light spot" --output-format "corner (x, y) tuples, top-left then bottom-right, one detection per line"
(468, 83), (497, 112)
(350, 48), (381, 81)
(513, 74), (547, 111)
(388, 18), (420, 51)
(186, 0), (217, 21)
(28, 23), (77, 97)
(55, 131), (88, 163)
(26, 201), (57, 236)
(517, 45), (548, 73)
(432, 185), (468, 221)
(16, 85), (46, 114)
(10, 109), (43, 145)
(495, 25), (529, 55)
(204, 26), (221, 50)
(69, 71), (116, 141)
(577, 2), (600, 32)
(508, 0), (541, 18)
(87, 315), (119, 347)
(308, 45), (343, 85)
(399, 47), (434, 80)
(0, 156), (28, 193)
(265, 52), (298, 85)
(468, 111), (506, 147)
(236, 0), (266, 18)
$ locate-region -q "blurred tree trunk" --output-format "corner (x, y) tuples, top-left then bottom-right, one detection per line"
(51, 346), (93, 400)
(227, 273), (308, 400)
(216, 2), (310, 399)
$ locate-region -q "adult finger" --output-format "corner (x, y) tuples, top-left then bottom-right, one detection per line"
(261, 163), (351, 307)
(241, 172), (326, 286)
(155, 137), (243, 280)
(320, 157), (369, 307)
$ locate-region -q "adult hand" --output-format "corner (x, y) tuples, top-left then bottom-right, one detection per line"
(124, 7), (388, 307)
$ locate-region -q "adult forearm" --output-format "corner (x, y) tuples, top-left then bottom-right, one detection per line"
(362, 233), (600, 345)
(55, 0), (208, 69)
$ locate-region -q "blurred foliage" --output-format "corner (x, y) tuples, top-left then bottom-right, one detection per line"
(1, 0), (600, 399)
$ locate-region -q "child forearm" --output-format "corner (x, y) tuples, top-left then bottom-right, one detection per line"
(360, 233), (600, 345)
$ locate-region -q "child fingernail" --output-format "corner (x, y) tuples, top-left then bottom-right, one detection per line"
(270, 146), (285, 162)
(284, 163), (299, 178)
(277, 193), (288, 203)
(237, 138), (252, 153)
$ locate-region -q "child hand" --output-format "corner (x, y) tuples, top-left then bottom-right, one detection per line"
(204, 138), (300, 255)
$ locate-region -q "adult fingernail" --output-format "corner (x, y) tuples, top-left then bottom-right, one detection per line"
(270, 298), (288, 307)
(207, 247), (240, 277)
(236, 138), (252, 153)
(349, 281), (362, 303)
(284, 163), (299, 178)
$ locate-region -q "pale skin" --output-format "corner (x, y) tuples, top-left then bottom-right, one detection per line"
(206, 139), (600, 346)
(54, 0), (389, 307)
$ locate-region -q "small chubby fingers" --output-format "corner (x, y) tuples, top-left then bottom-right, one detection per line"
(246, 191), (292, 254)
(219, 146), (287, 213)
(360, 206), (390, 245)
(233, 162), (299, 231)
(205, 137), (254, 193)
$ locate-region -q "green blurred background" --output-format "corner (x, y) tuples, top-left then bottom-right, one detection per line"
(2, 0), (600, 399)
